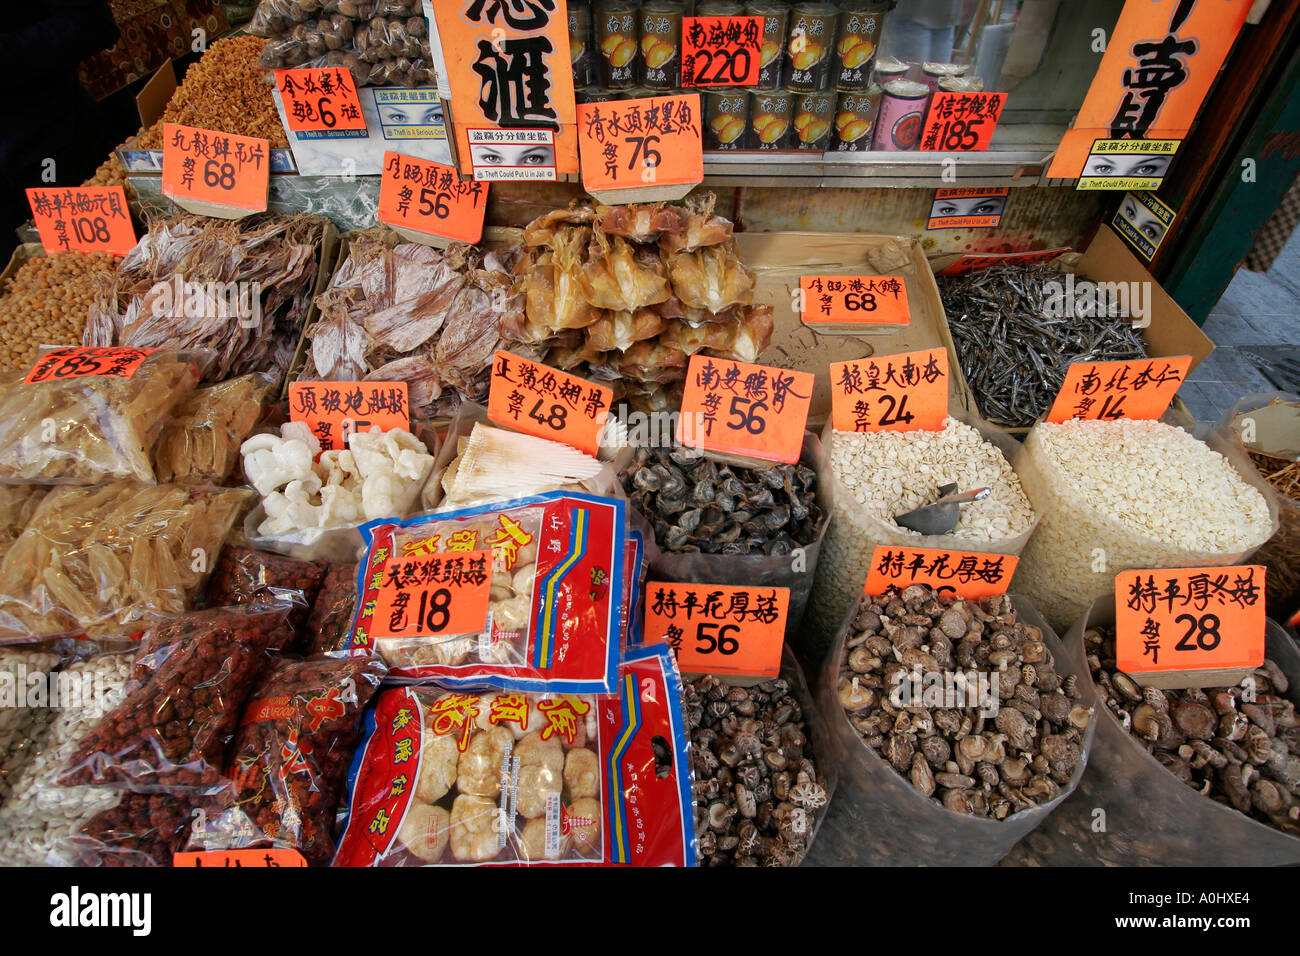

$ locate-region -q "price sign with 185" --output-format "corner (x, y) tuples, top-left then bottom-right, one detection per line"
(919, 92), (1007, 152)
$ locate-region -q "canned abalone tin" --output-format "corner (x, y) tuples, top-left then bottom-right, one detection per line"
(793, 90), (835, 149)
(597, 1), (640, 89)
(871, 78), (929, 151)
(786, 3), (839, 92)
(570, 1), (596, 88)
(706, 88), (752, 149)
(745, 0), (790, 90)
(832, 2), (886, 91)
(641, 0), (683, 90)
(749, 87), (795, 148)
(832, 85), (880, 150)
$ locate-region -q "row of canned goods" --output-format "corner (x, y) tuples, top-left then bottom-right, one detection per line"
(570, 0), (891, 94)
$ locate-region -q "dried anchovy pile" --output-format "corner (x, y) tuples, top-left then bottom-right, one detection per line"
(682, 674), (828, 866)
(838, 586), (1091, 818)
(1087, 627), (1300, 836)
(621, 447), (823, 555)
(938, 265), (1148, 427)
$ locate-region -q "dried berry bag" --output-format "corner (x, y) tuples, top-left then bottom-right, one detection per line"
(347, 492), (626, 694)
(184, 655), (385, 866)
(59, 605), (293, 792)
(50, 790), (211, 867)
(304, 562), (359, 656)
(205, 546), (328, 642)
(332, 644), (695, 866)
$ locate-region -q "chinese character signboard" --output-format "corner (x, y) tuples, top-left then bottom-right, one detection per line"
(643, 582), (789, 678)
(370, 550), (493, 642)
(799, 275), (910, 329)
(1115, 566), (1265, 688)
(681, 16), (762, 87)
(466, 127), (557, 181)
(919, 92), (1006, 152)
(487, 351), (612, 457)
(275, 67), (367, 135)
(24, 347), (154, 385)
(288, 382), (410, 452)
(377, 153), (487, 245)
(25, 186), (136, 257)
(161, 123), (269, 216)
(174, 850), (308, 867)
(1047, 0), (1252, 187)
(576, 93), (703, 198)
(1045, 356), (1190, 423)
(677, 355), (813, 465)
(863, 547), (1017, 601)
(1112, 191), (1176, 261)
(431, 1), (578, 178)
(830, 349), (948, 433)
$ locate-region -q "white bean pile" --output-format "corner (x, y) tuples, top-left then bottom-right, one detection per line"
(0, 649), (60, 805)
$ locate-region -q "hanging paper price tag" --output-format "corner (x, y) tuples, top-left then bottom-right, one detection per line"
(487, 352), (612, 457)
(1045, 356), (1191, 423)
(275, 67), (367, 133)
(830, 349), (948, 433)
(576, 94), (703, 198)
(174, 849), (307, 867)
(288, 381), (409, 453)
(25, 186), (136, 257)
(677, 355), (812, 465)
(919, 92), (1007, 151)
(681, 16), (763, 87)
(370, 551), (492, 641)
(378, 153), (487, 246)
(161, 123), (269, 216)
(863, 546), (1018, 601)
(24, 346), (154, 384)
(1115, 566), (1266, 688)
(800, 275), (910, 328)
(643, 582), (788, 678)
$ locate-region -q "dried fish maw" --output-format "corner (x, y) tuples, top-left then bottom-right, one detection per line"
(524, 202), (598, 246)
(658, 193), (733, 254)
(707, 305), (774, 364)
(657, 320), (737, 356)
(614, 341), (688, 383)
(666, 245), (755, 313)
(580, 234), (670, 311)
(652, 293), (686, 321)
(585, 309), (665, 352)
(680, 304), (744, 327)
(154, 375), (271, 484)
(598, 202), (686, 244)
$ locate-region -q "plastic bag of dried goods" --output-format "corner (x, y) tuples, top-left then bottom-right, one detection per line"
(0, 348), (201, 486)
(805, 413), (1038, 675)
(0, 650), (133, 866)
(683, 646), (836, 867)
(332, 644), (695, 866)
(248, 0), (317, 37)
(49, 790), (215, 867)
(346, 492), (627, 694)
(623, 433), (832, 649)
(59, 604), (293, 793)
(1003, 597), (1300, 867)
(154, 374), (275, 485)
(1217, 391), (1300, 619)
(0, 486), (45, 558)
(303, 563), (359, 656)
(0, 482), (252, 642)
(1012, 407), (1279, 635)
(621, 527), (646, 647)
(204, 546), (328, 643)
(806, 589), (1094, 866)
(183, 655), (385, 866)
(0, 647), (61, 806)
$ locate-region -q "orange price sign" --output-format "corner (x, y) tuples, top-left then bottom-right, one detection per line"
(26, 186), (135, 257)
(681, 16), (763, 87)
(487, 351), (611, 457)
(370, 551), (492, 642)
(24, 346), (154, 384)
(288, 381), (409, 453)
(161, 123), (269, 213)
(1115, 566), (1266, 686)
(174, 849), (307, 867)
(644, 582), (788, 678)
(863, 546), (1018, 601)
(919, 92), (1007, 152)
(1045, 356), (1191, 424)
(677, 355), (812, 465)
(830, 349), (948, 433)
(800, 275), (910, 327)
(576, 94), (703, 193)
(378, 153), (487, 245)
(938, 248), (1070, 276)
(275, 67), (367, 133)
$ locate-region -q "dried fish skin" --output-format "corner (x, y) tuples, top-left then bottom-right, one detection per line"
(667, 245), (756, 313)
(585, 309), (666, 353)
(153, 374), (273, 485)
(522, 202), (598, 247)
(580, 234), (671, 311)
(707, 305), (774, 365)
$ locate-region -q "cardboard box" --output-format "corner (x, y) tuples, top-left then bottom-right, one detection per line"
(928, 227), (1214, 434)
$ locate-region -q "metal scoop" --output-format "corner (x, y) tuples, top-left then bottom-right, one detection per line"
(893, 483), (991, 535)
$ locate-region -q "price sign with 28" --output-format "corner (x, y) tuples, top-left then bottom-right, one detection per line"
(677, 354), (813, 464)
(275, 67), (367, 134)
(830, 348), (948, 433)
(371, 550), (492, 641)
(681, 16), (763, 87)
(488, 351), (612, 456)
(643, 582), (789, 678)
(378, 153), (487, 245)
(1046, 356), (1191, 424)
(161, 123), (269, 212)
(919, 92), (1007, 152)
(576, 94), (703, 192)
(1115, 566), (1266, 684)
(25, 186), (136, 257)
(800, 274), (910, 328)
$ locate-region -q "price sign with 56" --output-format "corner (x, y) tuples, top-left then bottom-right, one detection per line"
(275, 67), (367, 133)
(371, 551), (492, 641)
(677, 355), (813, 464)
(378, 153), (487, 245)
(643, 582), (789, 678)
(919, 92), (1007, 152)
(161, 123), (269, 213)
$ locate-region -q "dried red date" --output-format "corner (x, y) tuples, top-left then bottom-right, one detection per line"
(60, 605), (292, 792)
(57, 792), (201, 867)
(206, 547), (327, 644)
(303, 563), (358, 656)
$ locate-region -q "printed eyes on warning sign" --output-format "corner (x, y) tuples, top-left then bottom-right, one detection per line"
(470, 143), (554, 166)
(1083, 154), (1173, 177)
(382, 106), (443, 126)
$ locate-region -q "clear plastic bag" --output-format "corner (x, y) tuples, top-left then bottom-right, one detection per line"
(154, 374), (274, 485)
(806, 594), (1094, 866)
(59, 605), (293, 793)
(1004, 598), (1300, 866)
(0, 647), (61, 806)
(248, 0), (318, 37)
(0, 482), (252, 641)
(304, 562), (359, 655)
(205, 546), (328, 643)
(0, 487), (46, 558)
(0, 349), (201, 486)
(50, 790), (210, 867)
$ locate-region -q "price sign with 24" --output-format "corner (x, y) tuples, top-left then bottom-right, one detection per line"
(830, 348), (948, 433)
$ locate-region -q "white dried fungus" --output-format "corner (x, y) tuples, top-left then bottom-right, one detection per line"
(1014, 419), (1274, 631)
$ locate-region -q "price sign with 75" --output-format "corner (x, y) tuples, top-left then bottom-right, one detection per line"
(162, 123), (269, 213)
(643, 582), (789, 678)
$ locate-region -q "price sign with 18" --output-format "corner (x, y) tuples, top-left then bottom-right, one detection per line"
(487, 352), (612, 457)
(371, 550), (493, 641)
(643, 581), (789, 677)
(830, 348), (948, 433)
(677, 354), (813, 464)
